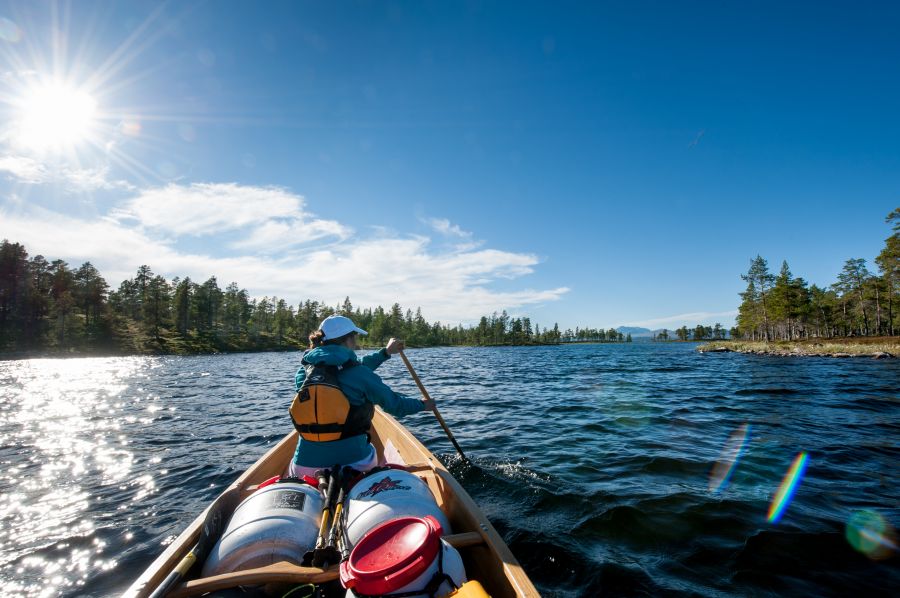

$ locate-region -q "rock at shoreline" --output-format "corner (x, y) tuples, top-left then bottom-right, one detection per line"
(697, 345), (898, 359)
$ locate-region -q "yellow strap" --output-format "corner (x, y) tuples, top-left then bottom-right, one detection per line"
(173, 551), (197, 576)
(440, 580), (490, 598)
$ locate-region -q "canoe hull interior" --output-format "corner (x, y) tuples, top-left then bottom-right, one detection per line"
(124, 408), (539, 597)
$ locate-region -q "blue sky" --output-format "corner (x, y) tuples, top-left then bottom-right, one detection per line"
(0, 1), (897, 329)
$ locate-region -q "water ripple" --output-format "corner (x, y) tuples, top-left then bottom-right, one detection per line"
(1, 345), (898, 596)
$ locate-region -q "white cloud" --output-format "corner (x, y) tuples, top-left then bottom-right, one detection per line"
(623, 310), (739, 328)
(425, 217), (472, 238)
(120, 183), (300, 235)
(0, 154), (133, 191)
(423, 216), (485, 252)
(231, 218), (350, 251)
(0, 155), (48, 183)
(63, 165), (135, 192)
(117, 183), (349, 250)
(0, 193), (568, 323)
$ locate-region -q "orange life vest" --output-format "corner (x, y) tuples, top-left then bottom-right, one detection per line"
(289, 360), (374, 442)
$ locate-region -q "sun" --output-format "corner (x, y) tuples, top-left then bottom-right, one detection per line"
(13, 80), (98, 153)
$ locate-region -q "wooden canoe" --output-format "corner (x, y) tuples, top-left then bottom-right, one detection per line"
(125, 408), (540, 597)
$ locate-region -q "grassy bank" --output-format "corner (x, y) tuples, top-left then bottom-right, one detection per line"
(697, 337), (899, 358)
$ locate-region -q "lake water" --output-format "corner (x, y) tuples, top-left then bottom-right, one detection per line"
(1, 344), (898, 596)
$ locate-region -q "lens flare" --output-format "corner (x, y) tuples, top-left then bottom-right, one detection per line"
(767, 452), (809, 523)
(0, 17), (22, 43)
(708, 423), (750, 493)
(846, 510), (897, 560)
(119, 120), (142, 137)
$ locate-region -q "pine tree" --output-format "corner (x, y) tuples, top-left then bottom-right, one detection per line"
(274, 298), (293, 343)
(876, 208), (900, 335)
(27, 255), (52, 343)
(341, 296), (353, 316)
(144, 275), (171, 340)
(173, 278), (192, 334)
(74, 262), (108, 330)
(741, 256), (775, 341)
(836, 258), (871, 335)
(0, 241), (31, 348)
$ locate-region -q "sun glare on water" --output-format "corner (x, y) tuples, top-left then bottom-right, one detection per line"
(13, 81), (98, 153)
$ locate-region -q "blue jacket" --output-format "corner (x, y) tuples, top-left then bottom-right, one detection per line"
(292, 344), (426, 467)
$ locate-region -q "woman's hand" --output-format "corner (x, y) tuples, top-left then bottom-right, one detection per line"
(385, 338), (405, 355)
(421, 397), (436, 411)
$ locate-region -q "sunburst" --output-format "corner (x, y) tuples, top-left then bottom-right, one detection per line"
(11, 79), (97, 153)
(0, 3), (215, 188)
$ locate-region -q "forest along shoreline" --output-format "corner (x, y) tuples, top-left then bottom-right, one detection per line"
(699, 208), (899, 359)
(697, 337), (898, 359)
(0, 238), (581, 360)
(1, 238), (657, 360)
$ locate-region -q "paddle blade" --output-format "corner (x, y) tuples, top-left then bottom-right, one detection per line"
(195, 487), (240, 560)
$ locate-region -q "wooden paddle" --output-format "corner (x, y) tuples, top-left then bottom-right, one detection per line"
(398, 349), (471, 464)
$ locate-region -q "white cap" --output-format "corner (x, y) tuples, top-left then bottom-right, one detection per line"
(320, 315), (368, 340)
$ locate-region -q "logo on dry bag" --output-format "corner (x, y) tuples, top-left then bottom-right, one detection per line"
(357, 476), (411, 498)
(272, 491), (307, 511)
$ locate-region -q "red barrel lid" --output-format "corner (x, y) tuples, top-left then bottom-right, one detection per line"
(340, 516), (443, 595)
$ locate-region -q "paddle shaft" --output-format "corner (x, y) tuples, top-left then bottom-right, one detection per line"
(398, 350), (470, 463)
(148, 544), (199, 598)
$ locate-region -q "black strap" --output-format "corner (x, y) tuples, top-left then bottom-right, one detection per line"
(276, 476), (313, 486)
(299, 356), (358, 369)
(296, 422), (345, 434)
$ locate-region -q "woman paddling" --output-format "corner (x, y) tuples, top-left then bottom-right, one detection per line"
(288, 315), (433, 478)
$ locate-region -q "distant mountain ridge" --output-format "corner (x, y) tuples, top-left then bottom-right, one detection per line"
(615, 326), (651, 336)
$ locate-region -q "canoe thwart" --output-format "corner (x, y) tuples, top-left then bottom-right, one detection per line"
(166, 562), (340, 598)
(165, 535), (483, 597)
(443, 531), (485, 549)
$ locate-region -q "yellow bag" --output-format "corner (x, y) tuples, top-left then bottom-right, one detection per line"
(441, 580), (491, 598)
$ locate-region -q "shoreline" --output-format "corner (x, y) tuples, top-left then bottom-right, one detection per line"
(696, 338), (898, 359)
(0, 345), (304, 362)
(0, 341), (568, 361)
